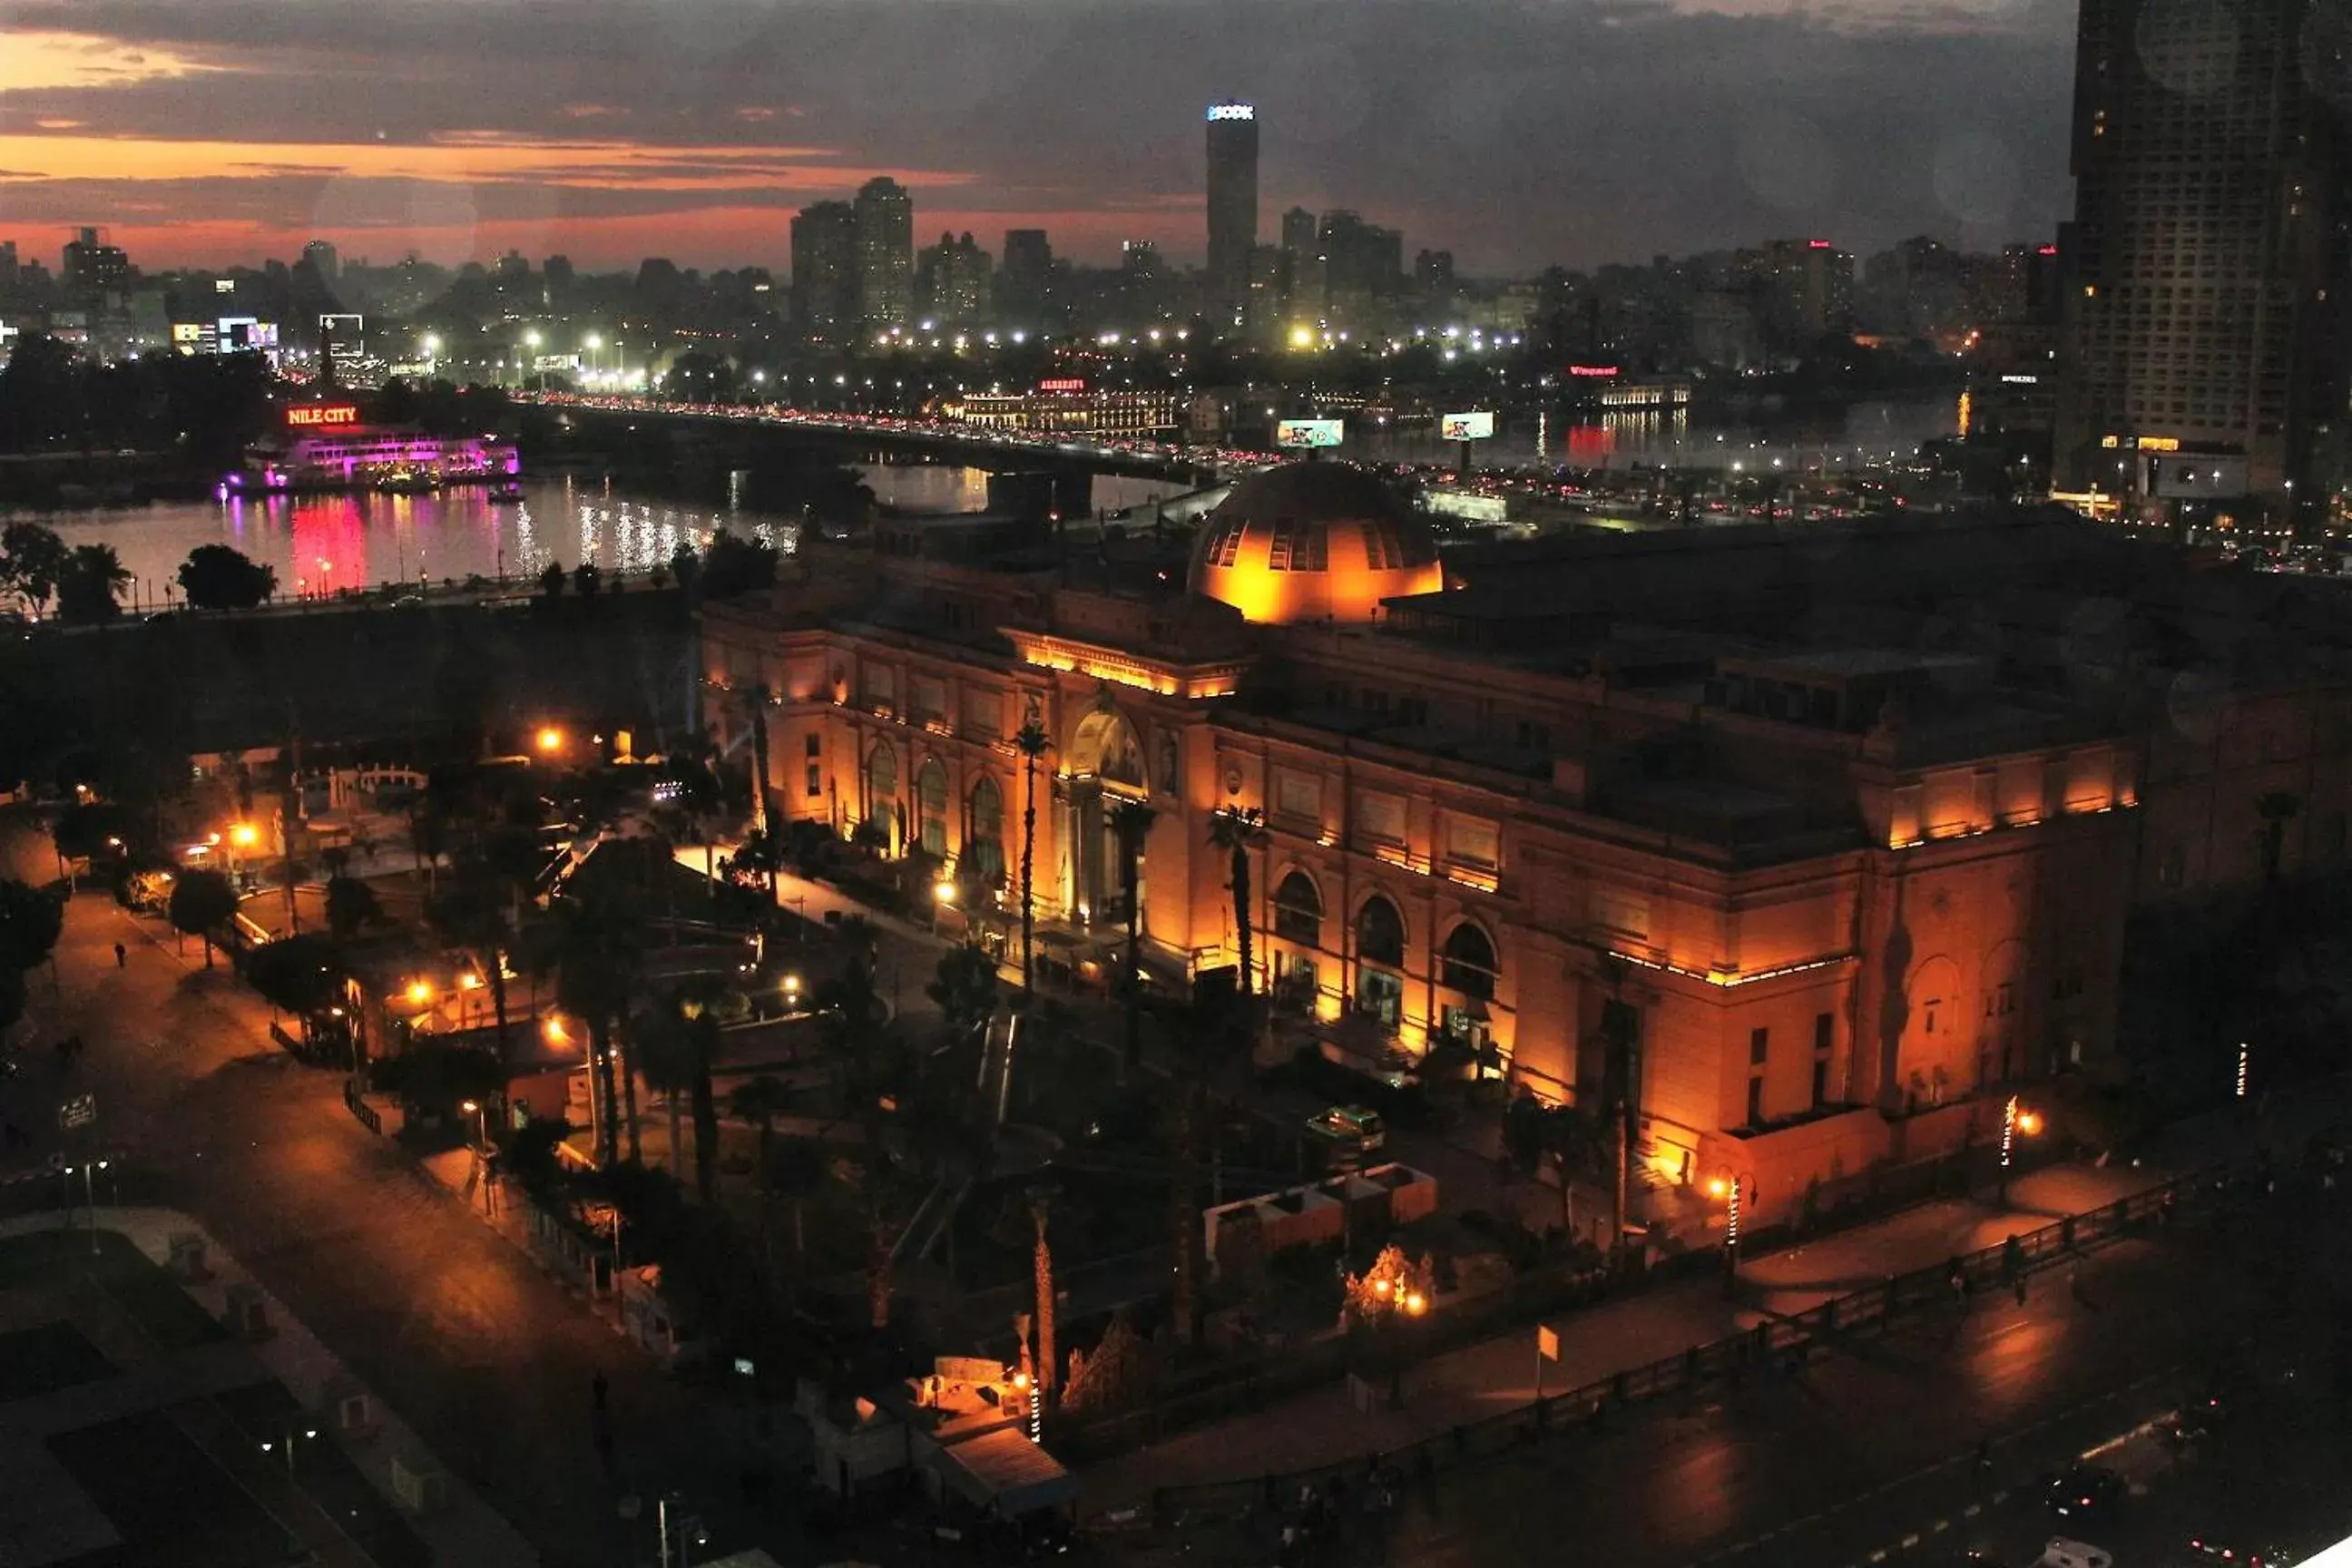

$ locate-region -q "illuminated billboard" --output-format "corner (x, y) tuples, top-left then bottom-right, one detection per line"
(1207, 103), (1255, 122)
(1275, 418), (1344, 449)
(1440, 411), (1495, 442)
(286, 404), (362, 429)
(218, 317), (278, 350)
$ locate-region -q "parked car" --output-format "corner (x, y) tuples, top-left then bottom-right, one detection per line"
(1305, 1104), (1387, 1161)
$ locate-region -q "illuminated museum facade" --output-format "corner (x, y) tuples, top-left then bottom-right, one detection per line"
(703, 466), (2144, 1219)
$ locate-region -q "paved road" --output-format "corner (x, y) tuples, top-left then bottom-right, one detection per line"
(0, 825), (789, 1566)
(1272, 1188), (2341, 1568)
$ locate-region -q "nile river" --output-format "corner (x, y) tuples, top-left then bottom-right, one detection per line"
(23, 463), (1203, 612)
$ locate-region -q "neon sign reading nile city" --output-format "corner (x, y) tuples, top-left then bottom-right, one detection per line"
(286, 404), (361, 428)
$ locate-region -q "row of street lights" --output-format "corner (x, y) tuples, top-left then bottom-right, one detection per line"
(1708, 1093), (2044, 1289)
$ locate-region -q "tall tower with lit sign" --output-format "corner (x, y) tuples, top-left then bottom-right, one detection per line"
(1205, 103), (1259, 327)
(2053, 0), (2352, 524)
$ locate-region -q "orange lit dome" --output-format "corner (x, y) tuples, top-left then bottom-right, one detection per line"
(1188, 463), (1444, 624)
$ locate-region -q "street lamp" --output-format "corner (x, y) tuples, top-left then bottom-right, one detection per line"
(2000, 1094), (2042, 1201)
(535, 726), (564, 756)
(1710, 1174), (1749, 1289)
(259, 1426), (319, 1477)
(459, 1097), (488, 1149)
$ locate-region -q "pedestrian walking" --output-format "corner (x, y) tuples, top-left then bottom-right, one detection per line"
(2013, 1272), (2028, 1307)
(113, 942), (126, 969)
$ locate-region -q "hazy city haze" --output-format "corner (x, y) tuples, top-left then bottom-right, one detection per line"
(0, 0), (2075, 270)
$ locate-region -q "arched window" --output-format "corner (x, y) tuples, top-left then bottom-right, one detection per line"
(1440, 922), (1498, 1000)
(864, 740), (898, 829)
(1273, 871), (1323, 946)
(1073, 708), (1148, 791)
(916, 759), (948, 858)
(1357, 896), (1406, 969)
(966, 775), (1005, 884)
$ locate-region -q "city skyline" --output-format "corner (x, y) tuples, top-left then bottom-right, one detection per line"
(0, 0), (2076, 274)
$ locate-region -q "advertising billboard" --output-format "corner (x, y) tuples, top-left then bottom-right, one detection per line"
(218, 317), (278, 350)
(1275, 418), (1344, 449)
(1206, 103), (1255, 122)
(1440, 411), (1495, 442)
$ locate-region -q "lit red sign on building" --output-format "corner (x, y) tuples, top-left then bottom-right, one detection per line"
(286, 404), (361, 428)
(1037, 378), (1087, 394)
(1566, 364), (1620, 378)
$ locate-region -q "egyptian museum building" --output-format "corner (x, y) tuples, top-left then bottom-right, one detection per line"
(702, 463), (2144, 1224)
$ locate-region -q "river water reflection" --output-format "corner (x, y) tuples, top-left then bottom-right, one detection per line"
(30, 477), (797, 609)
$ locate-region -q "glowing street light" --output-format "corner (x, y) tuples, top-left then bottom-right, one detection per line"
(230, 822), (260, 849)
(406, 978), (434, 1007)
(2000, 1094), (2042, 1201)
(535, 726), (564, 755)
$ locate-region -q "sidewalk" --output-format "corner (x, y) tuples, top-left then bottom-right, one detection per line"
(1079, 1089), (2334, 1512)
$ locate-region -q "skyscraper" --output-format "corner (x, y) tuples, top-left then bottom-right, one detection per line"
(999, 229), (1053, 323)
(2053, 0), (2349, 516)
(302, 239), (339, 282)
(916, 231), (992, 326)
(1204, 103), (1259, 320)
(790, 201), (858, 338)
(61, 227), (129, 298)
(853, 177), (915, 330)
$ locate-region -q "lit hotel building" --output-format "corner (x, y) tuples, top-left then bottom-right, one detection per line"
(937, 379), (1179, 438)
(2053, 0), (2352, 521)
(703, 465), (2174, 1223)
(1205, 103), (1260, 325)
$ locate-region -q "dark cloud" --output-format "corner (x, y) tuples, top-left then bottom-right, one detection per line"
(0, 0), (2078, 268)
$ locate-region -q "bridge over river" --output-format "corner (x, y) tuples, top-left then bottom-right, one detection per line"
(520, 393), (1237, 494)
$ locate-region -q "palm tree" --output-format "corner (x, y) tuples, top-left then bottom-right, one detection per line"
(55, 542), (132, 623)
(769, 1140), (827, 1261)
(738, 681), (774, 835)
(1014, 709), (1050, 994)
(1208, 806), (1267, 995)
(1544, 1104), (1609, 1239)
(1108, 797), (1155, 1070)
(1030, 1187), (1058, 1417)
(552, 892), (642, 1167)
(407, 802), (450, 895)
(427, 867), (516, 1064)
(632, 1004), (695, 1183)
(729, 1074), (799, 1273)
(324, 875), (383, 943)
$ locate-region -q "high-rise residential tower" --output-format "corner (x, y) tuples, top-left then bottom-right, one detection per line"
(852, 177), (915, 330)
(2053, 0), (2351, 518)
(790, 201), (859, 338)
(1204, 103), (1259, 321)
(999, 229), (1053, 323)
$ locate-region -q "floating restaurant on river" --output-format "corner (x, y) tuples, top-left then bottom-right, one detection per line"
(231, 401), (520, 495)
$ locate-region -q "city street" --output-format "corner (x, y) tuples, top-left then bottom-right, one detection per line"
(1171, 1193), (2343, 1568)
(0, 817), (784, 1567)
